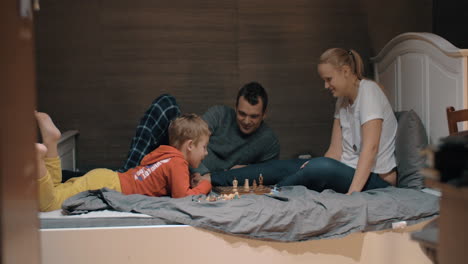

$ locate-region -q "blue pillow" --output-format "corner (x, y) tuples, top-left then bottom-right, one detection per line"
(394, 110), (428, 189)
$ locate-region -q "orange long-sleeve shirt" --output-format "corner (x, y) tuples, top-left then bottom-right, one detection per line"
(118, 145), (211, 198)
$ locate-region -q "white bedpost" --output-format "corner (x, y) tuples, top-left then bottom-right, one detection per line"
(57, 130), (80, 171)
(371, 32), (468, 144)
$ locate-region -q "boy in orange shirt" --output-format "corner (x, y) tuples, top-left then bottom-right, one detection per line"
(36, 112), (212, 212)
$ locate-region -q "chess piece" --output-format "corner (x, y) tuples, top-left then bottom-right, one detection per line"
(252, 179), (257, 189)
(271, 185), (280, 195)
(232, 178), (238, 192)
(207, 194), (217, 201)
(259, 174), (264, 186)
(244, 179), (249, 192)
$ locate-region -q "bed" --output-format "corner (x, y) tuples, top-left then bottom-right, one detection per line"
(371, 32), (468, 144)
(39, 32), (468, 264)
(57, 130), (79, 171)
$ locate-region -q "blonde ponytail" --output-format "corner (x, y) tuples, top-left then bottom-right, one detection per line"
(319, 48), (365, 80)
(319, 48), (389, 106)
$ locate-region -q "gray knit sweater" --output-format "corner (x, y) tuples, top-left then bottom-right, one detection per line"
(193, 105), (280, 175)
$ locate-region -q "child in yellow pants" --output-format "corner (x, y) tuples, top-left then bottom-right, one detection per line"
(36, 112), (212, 212)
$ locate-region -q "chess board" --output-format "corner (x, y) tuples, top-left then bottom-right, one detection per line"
(213, 185), (272, 195)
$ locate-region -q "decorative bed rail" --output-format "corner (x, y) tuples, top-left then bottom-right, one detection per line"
(371, 32), (468, 144)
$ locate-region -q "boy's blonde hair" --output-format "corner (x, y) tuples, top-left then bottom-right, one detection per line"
(168, 113), (211, 149)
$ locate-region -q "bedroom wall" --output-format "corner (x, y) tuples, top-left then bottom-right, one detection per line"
(433, 0), (468, 49)
(360, 0), (433, 56)
(34, 0), (431, 171)
(35, 0), (239, 170)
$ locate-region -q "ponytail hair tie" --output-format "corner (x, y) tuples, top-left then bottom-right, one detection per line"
(348, 50), (353, 55)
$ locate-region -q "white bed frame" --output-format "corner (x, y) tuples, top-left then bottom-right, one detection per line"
(41, 32), (464, 264)
(57, 130), (79, 171)
(371, 32), (468, 144)
(41, 222), (432, 264)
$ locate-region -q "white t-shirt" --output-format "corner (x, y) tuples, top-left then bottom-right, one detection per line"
(334, 79), (397, 174)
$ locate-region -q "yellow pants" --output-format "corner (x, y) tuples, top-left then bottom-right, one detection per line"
(38, 157), (121, 212)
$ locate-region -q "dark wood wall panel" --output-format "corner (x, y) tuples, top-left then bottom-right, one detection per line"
(433, 0), (468, 48)
(238, 0), (371, 158)
(36, 0), (238, 170)
(35, 0), (104, 170)
(97, 0), (238, 169)
(35, 0), (431, 170)
(360, 0), (432, 54)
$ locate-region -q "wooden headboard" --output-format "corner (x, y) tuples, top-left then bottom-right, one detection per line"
(371, 32), (468, 144)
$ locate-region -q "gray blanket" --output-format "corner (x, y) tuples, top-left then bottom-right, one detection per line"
(62, 186), (439, 242)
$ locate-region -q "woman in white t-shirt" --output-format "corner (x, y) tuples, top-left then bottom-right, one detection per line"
(277, 48), (398, 194)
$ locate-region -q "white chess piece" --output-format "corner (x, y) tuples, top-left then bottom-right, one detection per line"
(243, 179), (249, 192)
(233, 178), (238, 192)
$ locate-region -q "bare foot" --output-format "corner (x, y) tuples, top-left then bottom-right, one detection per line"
(35, 112), (61, 145)
(36, 143), (48, 179)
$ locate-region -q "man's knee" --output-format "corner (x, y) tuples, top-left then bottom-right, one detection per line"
(148, 94), (181, 118)
(152, 94), (177, 105)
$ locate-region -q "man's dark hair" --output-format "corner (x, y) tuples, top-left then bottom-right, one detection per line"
(236, 81), (268, 113)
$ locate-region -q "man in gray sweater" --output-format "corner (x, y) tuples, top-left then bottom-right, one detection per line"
(119, 82), (280, 186)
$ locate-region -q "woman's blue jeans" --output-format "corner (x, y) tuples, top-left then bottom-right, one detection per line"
(211, 157), (390, 193)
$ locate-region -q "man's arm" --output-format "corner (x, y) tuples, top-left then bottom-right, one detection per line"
(190, 162), (210, 176)
(260, 136), (280, 161)
(228, 143), (279, 170)
(188, 106), (225, 176)
(230, 165), (247, 170)
(229, 127), (280, 170)
(201, 105), (224, 133)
